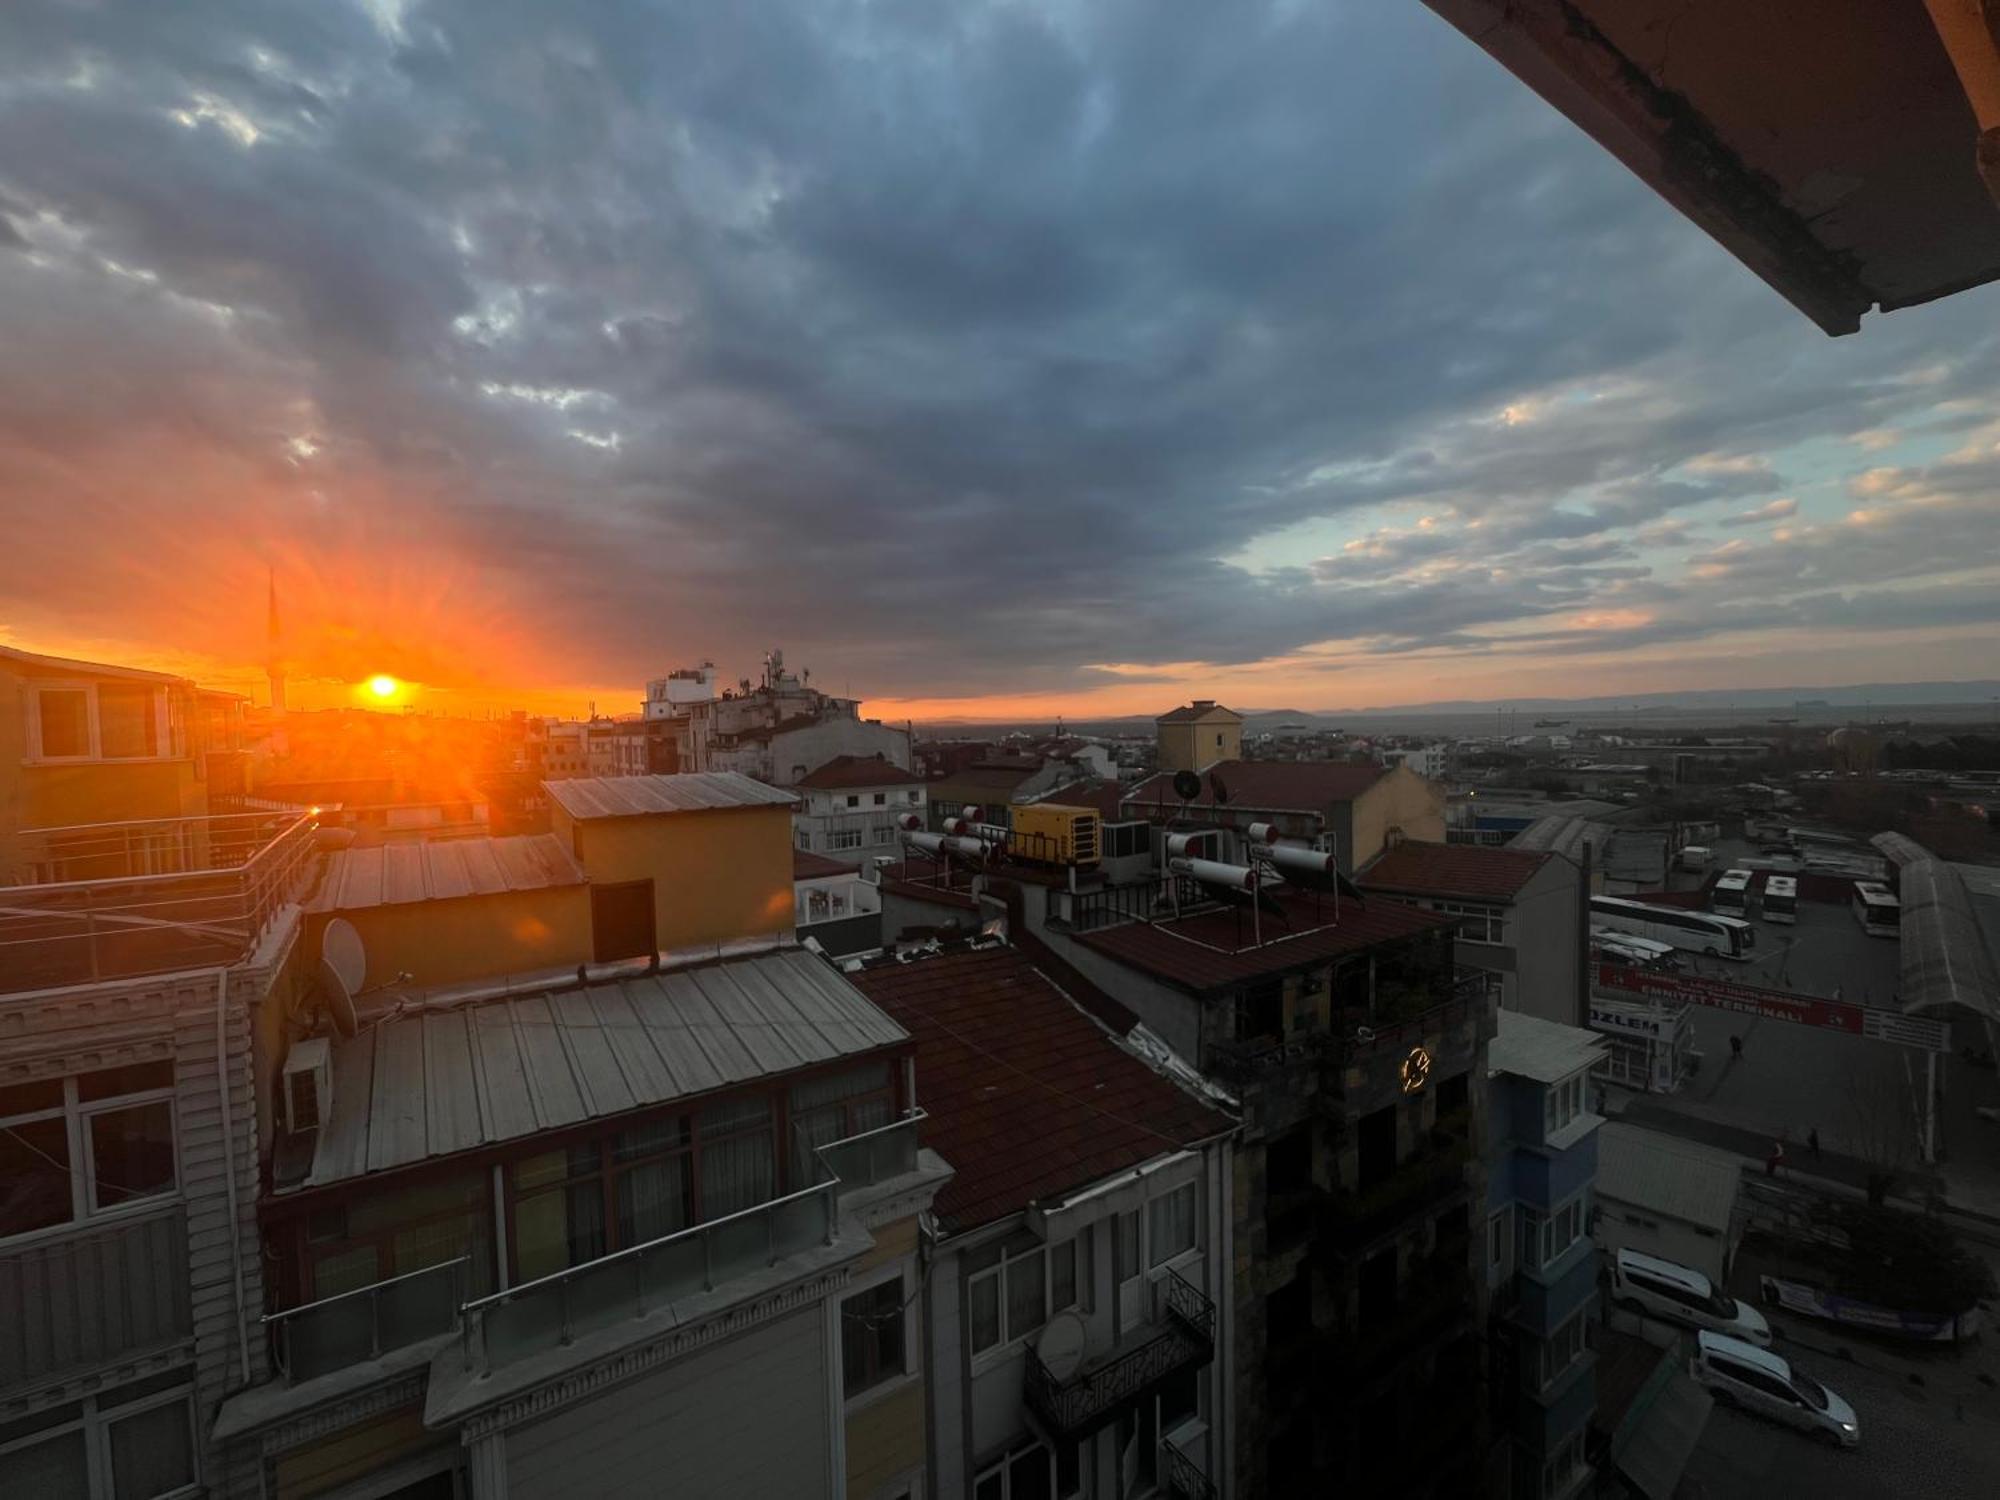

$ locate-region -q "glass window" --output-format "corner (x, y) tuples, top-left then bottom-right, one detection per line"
(1050, 1239), (1077, 1312)
(841, 1276), (906, 1397)
(970, 1237), (1072, 1355)
(698, 1096), (774, 1219)
(88, 1102), (176, 1210)
(1006, 1252), (1046, 1340)
(97, 685), (159, 760)
(108, 1396), (194, 1499)
(789, 1064), (894, 1183)
(1149, 1182), (1197, 1265)
(969, 1271), (1001, 1353)
(35, 689), (90, 758)
(0, 1423), (88, 1496)
(0, 1114), (74, 1238)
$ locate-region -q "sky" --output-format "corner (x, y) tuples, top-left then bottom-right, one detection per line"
(3, 1), (2000, 722)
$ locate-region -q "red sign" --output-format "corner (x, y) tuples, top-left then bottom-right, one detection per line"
(1594, 963), (1866, 1034)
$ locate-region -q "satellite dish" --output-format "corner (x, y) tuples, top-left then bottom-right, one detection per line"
(316, 957), (360, 1041)
(1035, 1311), (1087, 1384)
(1208, 770), (1231, 806)
(1172, 769), (1202, 802)
(322, 918), (367, 996)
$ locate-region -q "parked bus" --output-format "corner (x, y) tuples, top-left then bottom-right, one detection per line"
(1711, 869), (1754, 918)
(1852, 881), (1900, 938)
(1762, 875), (1798, 925)
(1590, 895), (1756, 961)
(1591, 929), (1683, 972)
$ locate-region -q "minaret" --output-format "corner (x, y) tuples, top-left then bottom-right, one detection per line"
(266, 567), (287, 716)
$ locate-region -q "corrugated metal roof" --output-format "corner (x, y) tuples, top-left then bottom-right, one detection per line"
(307, 834), (585, 913)
(1489, 1009), (1604, 1083)
(1595, 1122), (1739, 1235)
(1897, 857), (1999, 1022)
(544, 772), (798, 820)
(303, 947), (907, 1188)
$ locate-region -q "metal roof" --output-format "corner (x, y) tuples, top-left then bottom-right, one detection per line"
(307, 834), (585, 913)
(1488, 1009), (1604, 1083)
(0, 642), (188, 684)
(1594, 1122), (1740, 1235)
(302, 947), (907, 1189)
(1897, 856), (2000, 1023)
(544, 772), (798, 820)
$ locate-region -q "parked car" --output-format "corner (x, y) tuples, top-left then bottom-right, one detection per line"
(1611, 1248), (1771, 1346)
(1678, 844), (1713, 870)
(1692, 1332), (1860, 1448)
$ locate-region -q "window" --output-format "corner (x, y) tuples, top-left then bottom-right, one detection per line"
(27, 683), (173, 762)
(1541, 1432), (1583, 1499)
(789, 1063), (894, 1183)
(1518, 1194), (1587, 1271)
(590, 879), (656, 963)
(968, 1234), (1080, 1355)
(0, 1369), (196, 1499)
(307, 1172), (493, 1299)
(873, 792), (887, 805)
(1540, 1310), (1587, 1386)
(841, 1275), (907, 1397)
(830, 828), (864, 851)
(1487, 1209), (1510, 1271)
(907, 789), (922, 803)
(974, 1439), (1075, 1500)
(510, 1098), (777, 1282)
(1433, 900), (1506, 944)
(1, 1064), (176, 1241)
(846, 795), (860, 808)
(1148, 1181), (1197, 1266)
(1543, 1073), (1585, 1137)
(1102, 822), (1147, 859)
(796, 827), (812, 850)
(870, 823), (898, 845)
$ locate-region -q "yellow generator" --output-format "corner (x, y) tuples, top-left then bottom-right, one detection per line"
(1009, 803), (1102, 867)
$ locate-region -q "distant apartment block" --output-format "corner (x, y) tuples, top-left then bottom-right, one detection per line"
(793, 755), (926, 865)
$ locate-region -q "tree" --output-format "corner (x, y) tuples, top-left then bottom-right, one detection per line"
(1839, 1062), (1920, 1207)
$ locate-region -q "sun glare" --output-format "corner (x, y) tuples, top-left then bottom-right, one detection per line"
(366, 674), (400, 699)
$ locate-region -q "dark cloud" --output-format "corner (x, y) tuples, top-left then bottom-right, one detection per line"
(2, 0), (1999, 701)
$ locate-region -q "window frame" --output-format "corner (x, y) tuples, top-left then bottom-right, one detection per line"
(841, 1263), (917, 1406)
(1540, 1308), (1588, 1388)
(0, 1065), (179, 1246)
(0, 1369), (199, 1500)
(973, 1437), (1078, 1500)
(1543, 1071), (1587, 1138)
(967, 1235), (1082, 1360)
(24, 680), (177, 764)
(1147, 1180), (1199, 1268)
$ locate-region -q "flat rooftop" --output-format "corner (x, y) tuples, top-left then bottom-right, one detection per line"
(544, 771), (797, 820)
(1490, 1008), (1604, 1083)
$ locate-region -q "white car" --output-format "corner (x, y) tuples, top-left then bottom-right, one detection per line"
(1693, 1332), (1860, 1448)
(1610, 1249), (1771, 1346)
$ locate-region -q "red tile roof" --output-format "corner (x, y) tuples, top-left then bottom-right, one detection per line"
(1122, 759), (1385, 815)
(1155, 702), (1243, 724)
(851, 948), (1232, 1231)
(792, 848), (856, 881)
(795, 754), (921, 789)
(1025, 779), (1131, 821)
(1359, 841), (1553, 903)
(1074, 890), (1453, 993)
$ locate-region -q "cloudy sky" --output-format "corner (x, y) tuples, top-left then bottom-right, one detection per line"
(4, 0), (1999, 720)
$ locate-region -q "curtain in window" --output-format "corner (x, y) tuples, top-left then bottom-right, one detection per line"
(788, 1064), (891, 1182)
(1149, 1186), (1196, 1265)
(700, 1097), (774, 1218)
(618, 1157), (691, 1245)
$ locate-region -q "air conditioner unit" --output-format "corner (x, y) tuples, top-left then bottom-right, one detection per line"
(283, 1037), (332, 1135)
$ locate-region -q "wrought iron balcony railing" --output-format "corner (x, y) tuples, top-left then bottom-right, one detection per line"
(1023, 1268), (1216, 1440)
(1161, 1433), (1218, 1500)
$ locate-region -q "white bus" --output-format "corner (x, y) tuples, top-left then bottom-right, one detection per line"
(1852, 881), (1900, 938)
(1711, 869), (1753, 918)
(1762, 875), (1798, 925)
(1591, 895), (1757, 961)
(1591, 929), (1683, 972)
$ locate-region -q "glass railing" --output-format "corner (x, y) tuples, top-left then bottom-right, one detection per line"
(459, 1112), (926, 1376)
(265, 1257), (467, 1384)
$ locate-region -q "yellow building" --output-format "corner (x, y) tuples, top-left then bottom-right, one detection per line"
(1155, 700), (1244, 774)
(546, 771), (801, 958)
(1, 644), (210, 882)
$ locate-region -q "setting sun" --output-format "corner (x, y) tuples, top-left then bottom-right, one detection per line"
(366, 674), (400, 699)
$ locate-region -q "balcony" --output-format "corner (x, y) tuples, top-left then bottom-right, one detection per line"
(457, 1113), (925, 1377)
(1, 1207), (191, 1387)
(1207, 972), (1499, 1093)
(265, 1258), (467, 1384)
(1023, 1268), (1216, 1441)
(1161, 1432), (1218, 1500)
(0, 809), (317, 994)
(1318, 1139), (1474, 1253)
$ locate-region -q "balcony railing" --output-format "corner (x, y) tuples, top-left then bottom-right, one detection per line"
(265, 1257), (467, 1385)
(1063, 876), (1207, 934)
(2, 1207), (191, 1388)
(1161, 1433), (1218, 1500)
(458, 1112), (926, 1376)
(1207, 972), (1498, 1091)
(1024, 1268), (1216, 1440)
(0, 809), (318, 994)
